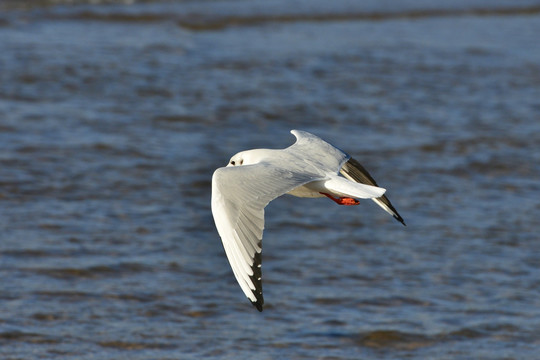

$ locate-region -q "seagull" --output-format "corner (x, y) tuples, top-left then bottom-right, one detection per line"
(211, 130), (405, 311)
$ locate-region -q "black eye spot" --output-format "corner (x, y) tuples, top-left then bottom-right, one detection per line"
(240, 159), (243, 165)
(231, 161), (235, 165)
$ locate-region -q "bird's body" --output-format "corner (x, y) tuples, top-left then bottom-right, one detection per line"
(211, 130), (404, 311)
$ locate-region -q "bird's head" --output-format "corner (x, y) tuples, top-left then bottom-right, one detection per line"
(227, 149), (273, 167)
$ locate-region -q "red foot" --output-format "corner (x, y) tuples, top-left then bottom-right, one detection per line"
(320, 193), (360, 206)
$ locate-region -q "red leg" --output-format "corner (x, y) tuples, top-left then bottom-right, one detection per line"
(320, 193), (360, 206)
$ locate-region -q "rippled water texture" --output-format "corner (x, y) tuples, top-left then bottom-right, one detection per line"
(1, 0), (540, 359)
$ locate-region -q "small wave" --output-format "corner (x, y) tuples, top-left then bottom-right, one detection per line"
(0, 331), (60, 344)
(35, 290), (162, 303)
(31, 312), (66, 321)
(357, 330), (434, 350)
(48, 6), (540, 30)
(355, 324), (521, 349)
(9, 3), (540, 30)
(98, 340), (177, 350)
(152, 114), (207, 124)
(359, 296), (432, 307)
(29, 262), (152, 279)
(65, 10), (167, 23)
(175, 6), (540, 30)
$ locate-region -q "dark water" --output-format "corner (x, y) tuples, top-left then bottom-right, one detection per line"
(1, 0), (540, 359)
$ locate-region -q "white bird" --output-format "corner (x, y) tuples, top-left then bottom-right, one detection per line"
(211, 130), (405, 311)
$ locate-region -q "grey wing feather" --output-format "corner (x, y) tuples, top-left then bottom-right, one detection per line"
(287, 130), (350, 173)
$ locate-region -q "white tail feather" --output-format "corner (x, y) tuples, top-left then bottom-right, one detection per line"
(324, 175), (386, 199)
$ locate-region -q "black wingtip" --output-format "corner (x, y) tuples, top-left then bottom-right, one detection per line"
(249, 250), (264, 312)
(252, 301), (263, 312)
(394, 214), (406, 226)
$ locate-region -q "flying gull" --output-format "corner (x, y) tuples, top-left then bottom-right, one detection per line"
(211, 130), (405, 311)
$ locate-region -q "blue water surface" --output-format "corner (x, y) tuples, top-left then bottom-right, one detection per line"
(1, 0), (540, 359)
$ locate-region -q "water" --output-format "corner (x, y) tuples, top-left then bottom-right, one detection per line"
(1, 0), (540, 359)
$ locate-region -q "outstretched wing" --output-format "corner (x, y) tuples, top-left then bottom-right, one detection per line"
(211, 163), (316, 311)
(286, 130), (350, 174)
(340, 157), (406, 226)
